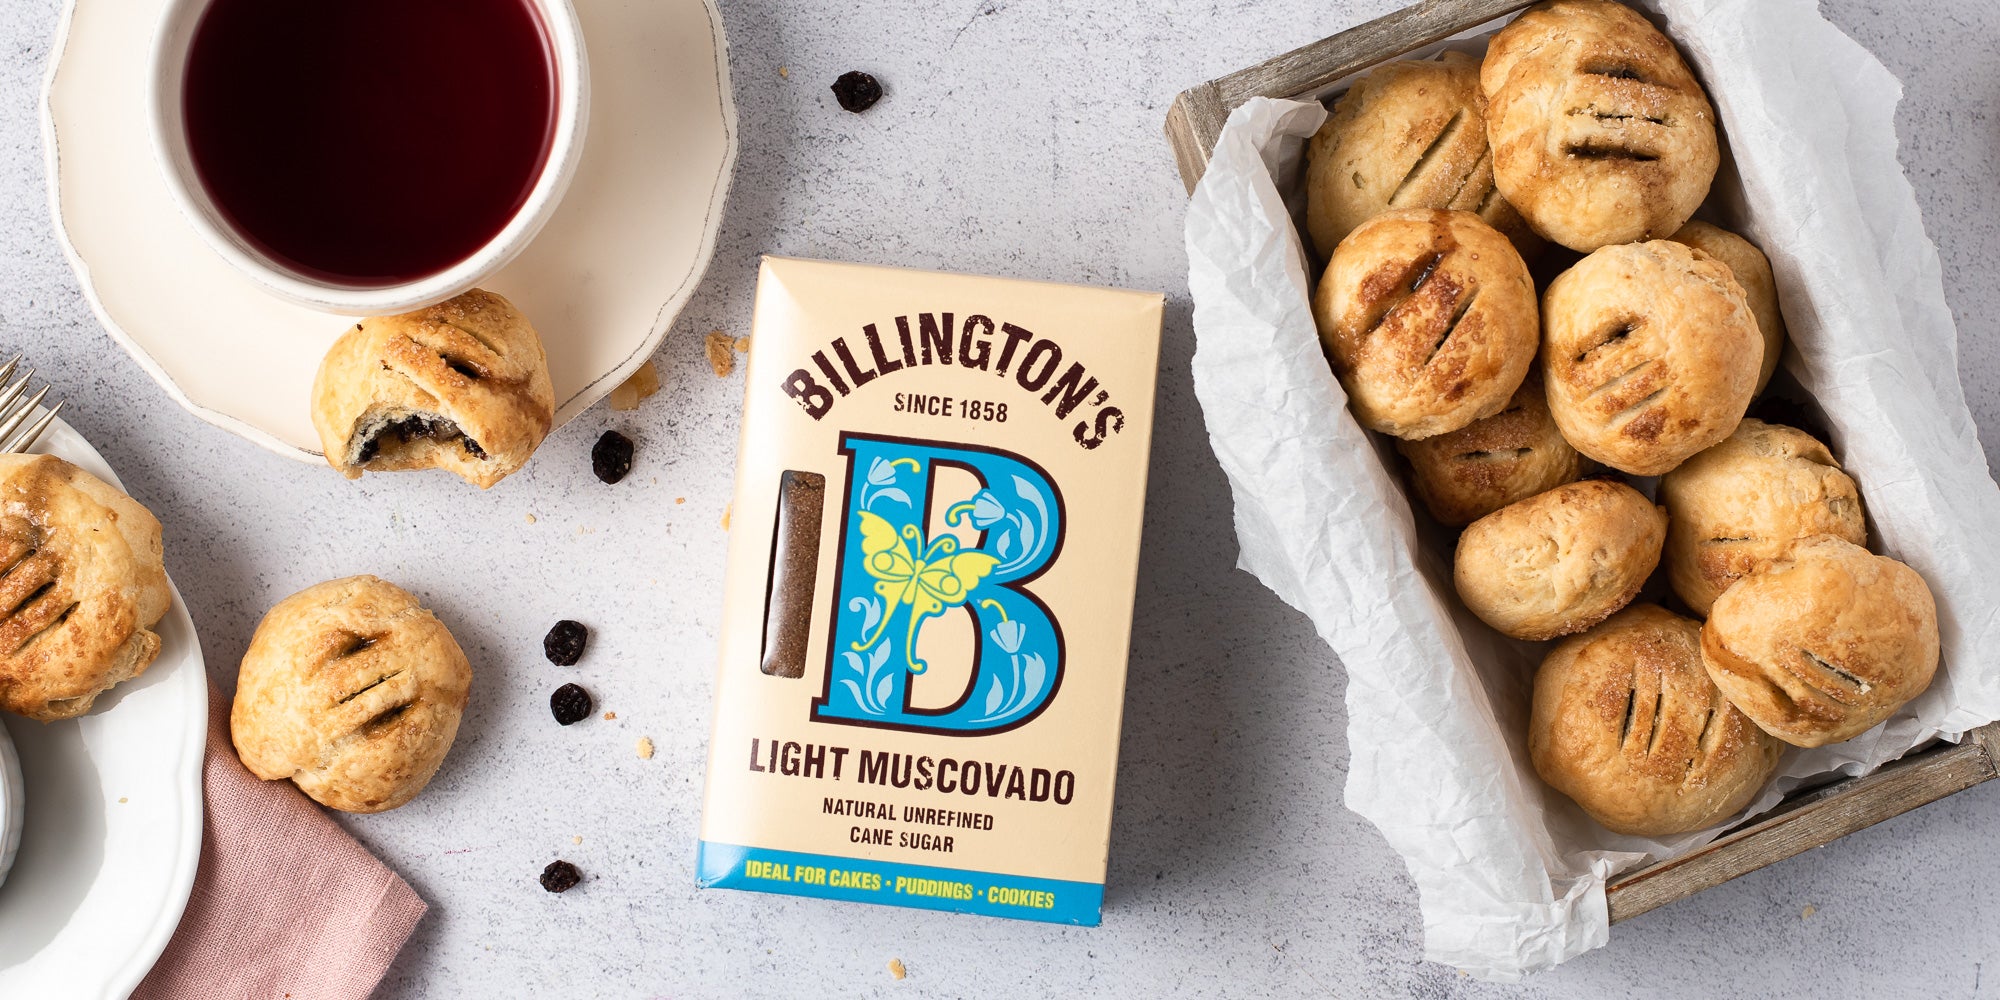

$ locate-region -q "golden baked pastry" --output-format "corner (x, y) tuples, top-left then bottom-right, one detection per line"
(1658, 419), (1865, 615)
(1453, 478), (1665, 641)
(1702, 537), (1938, 748)
(1305, 53), (1538, 258)
(311, 289), (555, 489)
(1531, 604), (1783, 836)
(0, 455), (170, 722)
(1313, 208), (1538, 439)
(1480, 0), (1720, 251)
(1541, 240), (1761, 475)
(1669, 222), (1786, 393)
(1396, 375), (1583, 526)
(232, 575), (472, 813)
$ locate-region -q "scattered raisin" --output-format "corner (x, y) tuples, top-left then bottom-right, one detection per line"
(592, 431), (634, 484)
(543, 620), (588, 666)
(831, 71), (882, 113)
(550, 683), (592, 726)
(540, 860), (582, 893)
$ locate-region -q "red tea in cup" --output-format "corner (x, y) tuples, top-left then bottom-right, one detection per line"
(181, 0), (558, 287)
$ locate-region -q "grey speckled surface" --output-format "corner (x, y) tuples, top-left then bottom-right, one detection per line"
(1, 0), (1997, 996)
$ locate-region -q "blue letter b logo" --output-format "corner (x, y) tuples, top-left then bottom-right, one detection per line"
(812, 433), (1064, 734)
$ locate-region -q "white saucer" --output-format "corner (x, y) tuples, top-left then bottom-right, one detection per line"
(0, 418), (208, 1000)
(43, 0), (739, 462)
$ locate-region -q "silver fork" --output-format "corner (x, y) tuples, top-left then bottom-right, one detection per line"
(0, 355), (65, 455)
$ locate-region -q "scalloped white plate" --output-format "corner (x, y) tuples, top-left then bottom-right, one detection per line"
(43, 0), (738, 462)
(0, 418), (208, 1000)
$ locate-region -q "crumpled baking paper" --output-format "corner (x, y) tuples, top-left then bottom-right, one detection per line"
(1184, 0), (2000, 981)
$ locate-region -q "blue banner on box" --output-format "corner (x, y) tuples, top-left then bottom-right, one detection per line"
(697, 841), (1104, 926)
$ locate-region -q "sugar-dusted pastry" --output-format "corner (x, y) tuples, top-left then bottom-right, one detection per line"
(1304, 53), (1539, 258)
(1396, 375), (1582, 526)
(1531, 604), (1783, 836)
(312, 288), (555, 489)
(1453, 478), (1665, 641)
(1480, 0), (1720, 251)
(1312, 208), (1538, 439)
(0, 454), (170, 722)
(232, 575), (472, 813)
(1701, 537), (1938, 748)
(1541, 240), (1761, 475)
(1670, 221), (1786, 393)
(1658, 419), (1865, 615)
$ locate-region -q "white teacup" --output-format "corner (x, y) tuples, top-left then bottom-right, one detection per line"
(145, 0), (590, 316)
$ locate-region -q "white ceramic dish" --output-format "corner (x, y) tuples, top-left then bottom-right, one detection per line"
(0, 723), (19, 886)
(0, 418), (208, 1000)
(45, 0), (737, 462)
(145, 0), (592, 315)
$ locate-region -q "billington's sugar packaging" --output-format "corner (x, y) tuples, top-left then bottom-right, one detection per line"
(698, 257), (1164, 924)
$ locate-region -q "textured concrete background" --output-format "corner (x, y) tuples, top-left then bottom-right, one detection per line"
(2, 0), (1997, 996)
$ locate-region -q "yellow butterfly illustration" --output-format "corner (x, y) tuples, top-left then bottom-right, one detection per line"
(853, 510), (999, 674)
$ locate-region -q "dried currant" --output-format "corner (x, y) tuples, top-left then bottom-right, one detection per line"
(831, 71), (882, 113)
(592, 430), (634, 484)
(540, 859), (582, 893)
(543, 620), (588, 666)
(550, 682), (592, 726)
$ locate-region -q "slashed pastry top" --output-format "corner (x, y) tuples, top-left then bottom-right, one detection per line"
(1305, 52), (1539, 259)
(1313, 208), (1539, 440)
(1480, 0), (1720, 251)
(1541, 240), (1761, 476)
(1701, 536), (1938, 749)
(1396, 374), (1582, 526)
(1531, 603), (1783, 836)
(0, 454), (170, 722)
(231, 575), (472, 813)
(311, 288), (555, 489)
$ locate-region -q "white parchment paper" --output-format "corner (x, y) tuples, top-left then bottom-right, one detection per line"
(1184, 0), (2000, 981)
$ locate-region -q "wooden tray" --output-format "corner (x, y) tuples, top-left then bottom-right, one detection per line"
(1162, 0), (2000, 924)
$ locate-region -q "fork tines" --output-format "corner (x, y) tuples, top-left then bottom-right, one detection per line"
(0, 355), (66, 456)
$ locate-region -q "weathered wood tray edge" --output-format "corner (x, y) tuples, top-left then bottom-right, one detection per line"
(1162, 0), (2000, 924)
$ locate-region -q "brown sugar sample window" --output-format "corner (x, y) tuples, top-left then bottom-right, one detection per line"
(759, 470), (825, 678)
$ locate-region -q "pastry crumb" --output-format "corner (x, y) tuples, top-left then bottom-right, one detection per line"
(119, 797), (128, 804)
(603, 711), (617, 721)
(637, 736), (655, 759)
(675, 496), (686, 505)
(524, 513), (537, 524)
(705, 331), (735, 377)
(608, 360), (661, 411)
(1802, 904), (1817, 919)
(733, 335), (750, 353)
(887, 958), (906, 980)
(778, 65), (789, 78)
(572, 835), (583, 845)
(721, 504), (732, 530)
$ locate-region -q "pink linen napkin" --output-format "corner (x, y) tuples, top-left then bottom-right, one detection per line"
(132, 691), (427, 1000)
